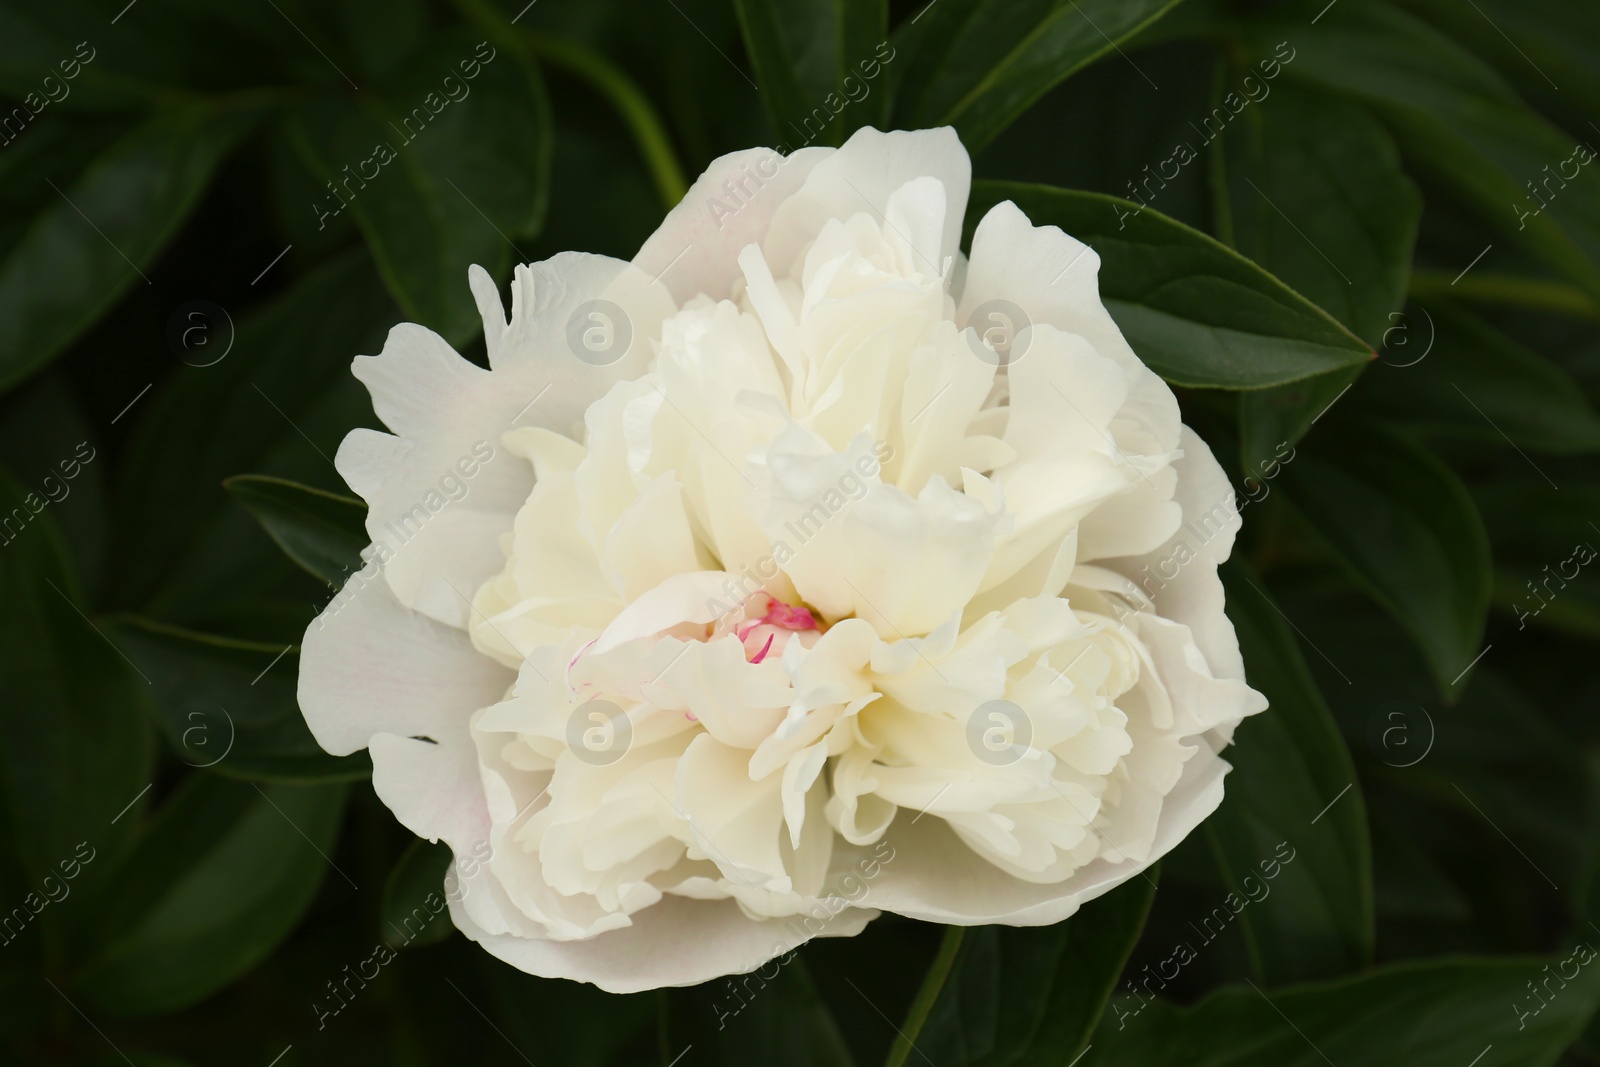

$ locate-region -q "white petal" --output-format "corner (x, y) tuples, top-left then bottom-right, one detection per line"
(299, 573), (513, 756)
(591, 571), (738, 655)
(377, 508), (513, 631)
(654, 640), (791, 751)
(600, 472), (705, 602)
(342, 255), (675, 631)
(782, 742), (829, 850)
(1104, 427), (1252, 688)
(960, 199), (1181, 457)
(764, 127), (971, 282)
(863, 740), (1229, 925)
(370, 731), (489, 848)
(476, 254), (678, 432)
(635, 147), (830, 304)
(449, 892), (871, 993)
(762, 430), (1003, 637)
(674, 734), (789, 889)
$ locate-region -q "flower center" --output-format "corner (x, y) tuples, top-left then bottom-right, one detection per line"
(721, 592), (824, 663)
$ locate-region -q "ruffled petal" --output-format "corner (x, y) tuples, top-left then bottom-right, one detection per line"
(861, 740), (1228, 925)
(340, 256), (676, 631)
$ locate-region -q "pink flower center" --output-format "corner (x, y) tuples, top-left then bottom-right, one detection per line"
(728, 593), (822, 663)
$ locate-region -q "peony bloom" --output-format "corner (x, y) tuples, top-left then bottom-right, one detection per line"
(299, 127), (1266, 993)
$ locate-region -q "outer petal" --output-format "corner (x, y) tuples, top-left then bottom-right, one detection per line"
(1107, 426), (1252, 688)
(473, 253), (678, 426)
(448, 891), (871, 994)
(370, 732), (489, 850)
(981, 326), (1141, 597)
(959, 198), (1182, 458)
(298, 571), (513, 756)
(338, 255), (676, 631)
(369, 726), (558, 943)
(861, 738), (1229, 925)
(763, 127), (971, 280)
(634, 146), (830, 304)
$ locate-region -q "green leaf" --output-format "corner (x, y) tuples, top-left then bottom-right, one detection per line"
(225, 475), (368, 587)
(1089, 952), (1600, 1065)
(1237, 369), (1360, 475)
(74, 774), (348, 1017)
(1217, 81), (1421, 466)
(734, 0), (887, 147)
(1391, 0), (1600, 133)
(109, 616), (371, 784)
(492, 23), (689, 210)
(337, 0), (432, 83)
(0, 2), (292, 107)
(1213, 563), (1373, 983)
(0, 372), (111, 590)
(487, 45), (672, 260)
(1269, 569), (1592, 908)
(382, 839), (455, 950)
(1357, 302), (1600, 454)
(286, 29), (551, 345)
(267, 122), (362, 263)
(1473, 480), (1600, 640)
(966, 35), (1218, 232)
(1370, 817), (1470, 922)
(890, 0), (1186, 151)
(107, 250), (394, 638)
(965, 180), (1374, 389)
(748, 958), (858, 1067)
(0, 464), (153, 954)
(1219, 83), (1420, 346)
(0, 104), (254, 392)
(1399, 667), (1592, 894)
(1280, 421), (1492, 695)
(1248, 2), (1600, 306)
(915, 876), (1158, 1066)
(0, 111), (126, 253)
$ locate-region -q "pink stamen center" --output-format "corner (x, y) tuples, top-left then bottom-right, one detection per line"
(730, 593), (822, 663)
(748, 633), (778, 664)
(763, 601), (819, 632)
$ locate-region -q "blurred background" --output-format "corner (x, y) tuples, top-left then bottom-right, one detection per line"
(2, 0), (1599, 1063)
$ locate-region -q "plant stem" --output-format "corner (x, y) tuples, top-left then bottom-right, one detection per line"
(884, 926), (965, 1067)
(520, 31), (689, 211)
(452, 0), (689, 211)
(1409, 270), (1600, 320)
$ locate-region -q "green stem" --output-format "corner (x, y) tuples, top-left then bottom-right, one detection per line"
(105, 613), (300, 655)
(884, 926), (965, 1067)
(452, 0), (688, 210)
(1408, 270), (1600, 320)
(522, 31), (689, 210)
(1206, 54), (1236, 250)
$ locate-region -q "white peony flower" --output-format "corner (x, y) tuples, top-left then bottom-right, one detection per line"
(299, 127), (1267, 993)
